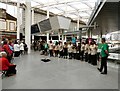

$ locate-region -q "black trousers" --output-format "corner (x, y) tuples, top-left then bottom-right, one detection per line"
(76, 53), (80, 60)
(73, 53), (76, 59)
(7, 53), (13, 63)
(100, 57), (107, 73)
(20, 50), (24, 55)
(44, 49), (48, 55)
(14, 51), (20, 57)
(49, 50), (53, 57)
(55, 50), (59, 57)
(97, 53), (100, 61)
(81, 51), (84, 61)
(59, 51), (63, 57)
(91, 54), (97, 65)
(63, 48), (68, 58)
(6, 65), (16, 76)
(85, 53), (88, 62)
(69, 52), (72, 59)
(88, 54), (91, 63)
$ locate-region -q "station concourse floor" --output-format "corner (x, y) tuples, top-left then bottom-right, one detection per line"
(2, 51), (118, 89)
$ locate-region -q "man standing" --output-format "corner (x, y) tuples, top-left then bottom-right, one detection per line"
(97, 38), (109, 75)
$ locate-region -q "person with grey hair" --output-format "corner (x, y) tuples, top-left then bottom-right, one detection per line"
(0, 52), (16, 76)
(97, 38), (109, 75)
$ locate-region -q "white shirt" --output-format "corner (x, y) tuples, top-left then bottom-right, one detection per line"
(84, 44), (89, 53)
(73, 47), (77, 53)
(20, 43), (24, 51)
(54, 45), (59, 50)
(49, 43), (53, 50)
(90, 45), (97, 55)
(88, 45), (91, 54)
(81, 44), (85, 51)
(59, 44), (63, 51)
(14, 44), (20, 51)
(68, 44), (73, 53)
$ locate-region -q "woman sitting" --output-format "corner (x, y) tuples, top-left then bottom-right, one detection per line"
(0, 52), (16, 76)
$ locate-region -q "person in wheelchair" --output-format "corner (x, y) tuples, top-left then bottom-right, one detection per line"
(0, 52), (16, 77)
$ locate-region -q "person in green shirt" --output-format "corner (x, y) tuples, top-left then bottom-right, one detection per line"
(97, 38), (109, 75)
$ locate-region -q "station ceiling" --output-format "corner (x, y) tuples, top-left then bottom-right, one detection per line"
(5, 0), (98, 23)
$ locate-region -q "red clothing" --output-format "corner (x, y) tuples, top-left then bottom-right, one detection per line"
(0, 57), (13, 70)
(0, 46), (4, 52)
(3, 44), (12, 55)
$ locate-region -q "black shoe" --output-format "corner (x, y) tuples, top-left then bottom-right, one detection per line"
(97, 68), (102, 72)
(101, 72), (107, 75)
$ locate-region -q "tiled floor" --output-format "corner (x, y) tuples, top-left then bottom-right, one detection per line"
(1, 51), (118, 89)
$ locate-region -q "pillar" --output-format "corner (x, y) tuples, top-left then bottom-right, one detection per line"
(32, 8), (34, 25)
(25, 0), (31, 53)
(6, 0), (8, 12)
(32, 35), (34, 43)
(47, 0), (49, 19)
(65, 35), (67, 42)
(90, 30), (92, 38)
(77, 13), (80, 31)
(62, 34), (64, 41)
(51, 35), (52, 40)
(58, 33), (60, 41)
(17, 0), (20, 40)
(47, 33), (49, 43)
(86, 32), (88, 38)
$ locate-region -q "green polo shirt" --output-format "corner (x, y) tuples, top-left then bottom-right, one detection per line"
(100, 43), (109, 57)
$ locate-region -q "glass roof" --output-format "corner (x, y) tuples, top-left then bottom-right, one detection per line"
(9, 0), (98, 23)
(31, 0), (98, 23)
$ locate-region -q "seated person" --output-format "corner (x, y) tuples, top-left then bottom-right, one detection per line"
(0, 51), (16, 76)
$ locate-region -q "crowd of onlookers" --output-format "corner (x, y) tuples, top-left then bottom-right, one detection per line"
(0, 38), (28, 77)
(32, 39), (99, 66)
(0, 37), (109, 77)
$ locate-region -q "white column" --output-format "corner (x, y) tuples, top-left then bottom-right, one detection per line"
(32, 35), (34, 43)
(51, 35), (52, 40)
(25, 0), (31, 53)
(62, 34), (64, 44)
(17, 0), (20, 40)
(47, 33), (49, 43)
(32, 8), (34, 25)
(90, 30), (92, 38)
(47, 0), (49, 19)
(61, 30), (64, 43)
(6, 0), (8, 12)
(65, 35), (67, 42)
(64, 1), (67, 17)
(58, 32), (60, 41)
(86, 32), (88, 38)
(77, 13), (80, 31)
